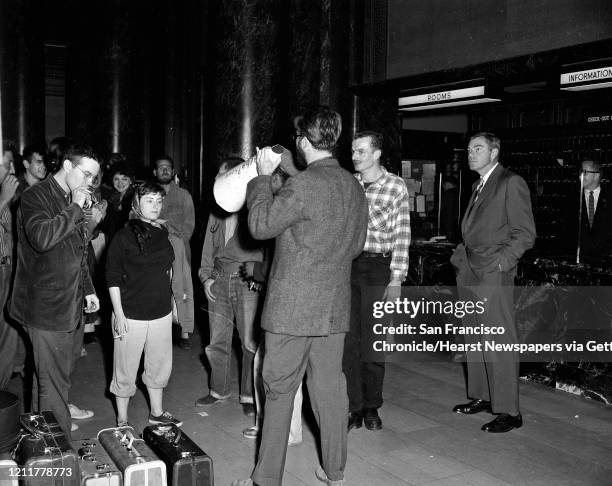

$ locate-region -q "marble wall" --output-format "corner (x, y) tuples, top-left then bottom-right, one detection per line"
(0, 0), (45, 152)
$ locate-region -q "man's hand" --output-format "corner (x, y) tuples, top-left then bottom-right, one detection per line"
(204, 278), (217, 302)
(0, 174), (19, 203)
(112, 312), (129, 340)
(382, 281), (402, 303)
(72, 185), (92, 208)
(91, 206), (105, 224)
(84, 294), (100, 313)
(255, 147), (282, 176)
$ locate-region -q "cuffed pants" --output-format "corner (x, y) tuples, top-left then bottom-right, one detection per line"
(205, 274), (257, 402)
(110, 313), (173, 397)
(252, 332), (347, 486)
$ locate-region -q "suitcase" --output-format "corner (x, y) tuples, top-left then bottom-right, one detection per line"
(143, 425), (213, 486)
(71, 439), (122, 486)
(13, 411), (79, 486)
(0, 459), (19, 486)
(97, 426), (166, 486)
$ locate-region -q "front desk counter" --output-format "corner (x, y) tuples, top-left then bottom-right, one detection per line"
(408, 240), (612, 405)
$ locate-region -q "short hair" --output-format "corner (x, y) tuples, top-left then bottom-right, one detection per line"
(47, 136), (75, 173)
(220, 156), (244, 172)
(582, 159), (601, 172)
(23, 144), (46, 163)
(2, 140), (16, 159)
(295, 107), (342, 151)
(109, 161), (135, 179)
(134, 180), (165, 199)
(154, 155), (174, 168)
(354, 130), (383, 154)
(469, 132), (501, 153)
(65, 144), (98, 166)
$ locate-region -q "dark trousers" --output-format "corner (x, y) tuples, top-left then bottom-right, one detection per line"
(27, 324), (81, 439)
(343, 255), (389, 413)
(0, 264), (19, 390)
(456, 267), (519, 415)
(252, 332), (347, 486)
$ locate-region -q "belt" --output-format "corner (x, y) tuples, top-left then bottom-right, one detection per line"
(211, 268), (241, 278)
(360, 251), (391, 258)
(0, 255), (11, 265)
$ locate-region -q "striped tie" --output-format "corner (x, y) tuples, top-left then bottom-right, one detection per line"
(588, 190), (595, 227)
(474, 178), (484, 202)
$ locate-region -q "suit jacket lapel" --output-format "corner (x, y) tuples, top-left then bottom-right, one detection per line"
(463, 165), (502, 234)
(461, 180), (480, 235)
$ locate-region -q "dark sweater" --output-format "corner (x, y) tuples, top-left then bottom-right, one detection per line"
(105, 222), (174, 320)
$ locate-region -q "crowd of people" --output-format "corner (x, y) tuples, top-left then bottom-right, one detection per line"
(0, 107), (537, 486)
(0, 138), (195, 436)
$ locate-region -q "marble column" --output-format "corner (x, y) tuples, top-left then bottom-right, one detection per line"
(66, 0), (147, 164)
(0, 0), (45, 152)
(210, 0), (284, 162)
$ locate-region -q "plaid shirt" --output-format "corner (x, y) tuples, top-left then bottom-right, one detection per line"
(0, 204), (12, 260)
(355, 167), (411, 282)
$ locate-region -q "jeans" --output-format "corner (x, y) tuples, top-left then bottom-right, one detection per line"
(205, 274), (258, 402)
(343, 254), (390, 412)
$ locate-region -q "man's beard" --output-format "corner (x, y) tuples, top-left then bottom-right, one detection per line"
(295, 145), (306, 167)
(156, 174), (173, 184)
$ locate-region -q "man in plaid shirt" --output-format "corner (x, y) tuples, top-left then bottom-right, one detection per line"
(343, 130), (411, 432)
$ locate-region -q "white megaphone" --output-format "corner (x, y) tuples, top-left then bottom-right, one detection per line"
(213, 144), (287, 213)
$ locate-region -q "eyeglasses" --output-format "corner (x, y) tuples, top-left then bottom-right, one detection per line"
(73, 164), (96, 182)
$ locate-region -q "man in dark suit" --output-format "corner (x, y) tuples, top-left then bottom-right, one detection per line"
(10, 144), (100, 437)
(232, 107), (368, 486)
(577, 159), (612, 262)
(450, 132), (535, 433)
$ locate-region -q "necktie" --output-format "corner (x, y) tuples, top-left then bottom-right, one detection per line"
(474, 178), (484, 202)
(588, 190), (595, 227)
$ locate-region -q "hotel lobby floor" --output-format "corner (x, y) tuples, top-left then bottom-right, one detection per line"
(8, 328), (612, 486)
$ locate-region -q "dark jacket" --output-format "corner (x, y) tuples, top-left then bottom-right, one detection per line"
(10, 176), (94, 331)
(247, 157), (368, 336)
(579, 186), (612, 261)
(451, 164), (536, 279)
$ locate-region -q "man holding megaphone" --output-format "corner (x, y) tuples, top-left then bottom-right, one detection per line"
(232, 107), (368, 486)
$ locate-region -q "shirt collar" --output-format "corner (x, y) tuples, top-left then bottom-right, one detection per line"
(584, 185), (601, 195)
(480, 162), (499, 185)
(355, 166), (389, 186)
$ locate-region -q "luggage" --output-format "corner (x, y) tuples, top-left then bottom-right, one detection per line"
(13, 411), (79, 486)
(71, 438), (122, 486)
(0, 459), (19, 486)
(0, 391), (20, 453)
(143, 425), (213, 486)
(97, 426), (166, 486)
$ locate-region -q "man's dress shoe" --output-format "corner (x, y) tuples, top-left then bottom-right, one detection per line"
(452, 399), (492, 414)
(363, 408), (382, 430)
(482, 413), (522, 433)
(348, 412), (363, 431)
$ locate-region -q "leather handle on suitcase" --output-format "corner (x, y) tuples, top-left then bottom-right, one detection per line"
(169, 425), (182, 445)
(20, 415), (46, 439)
